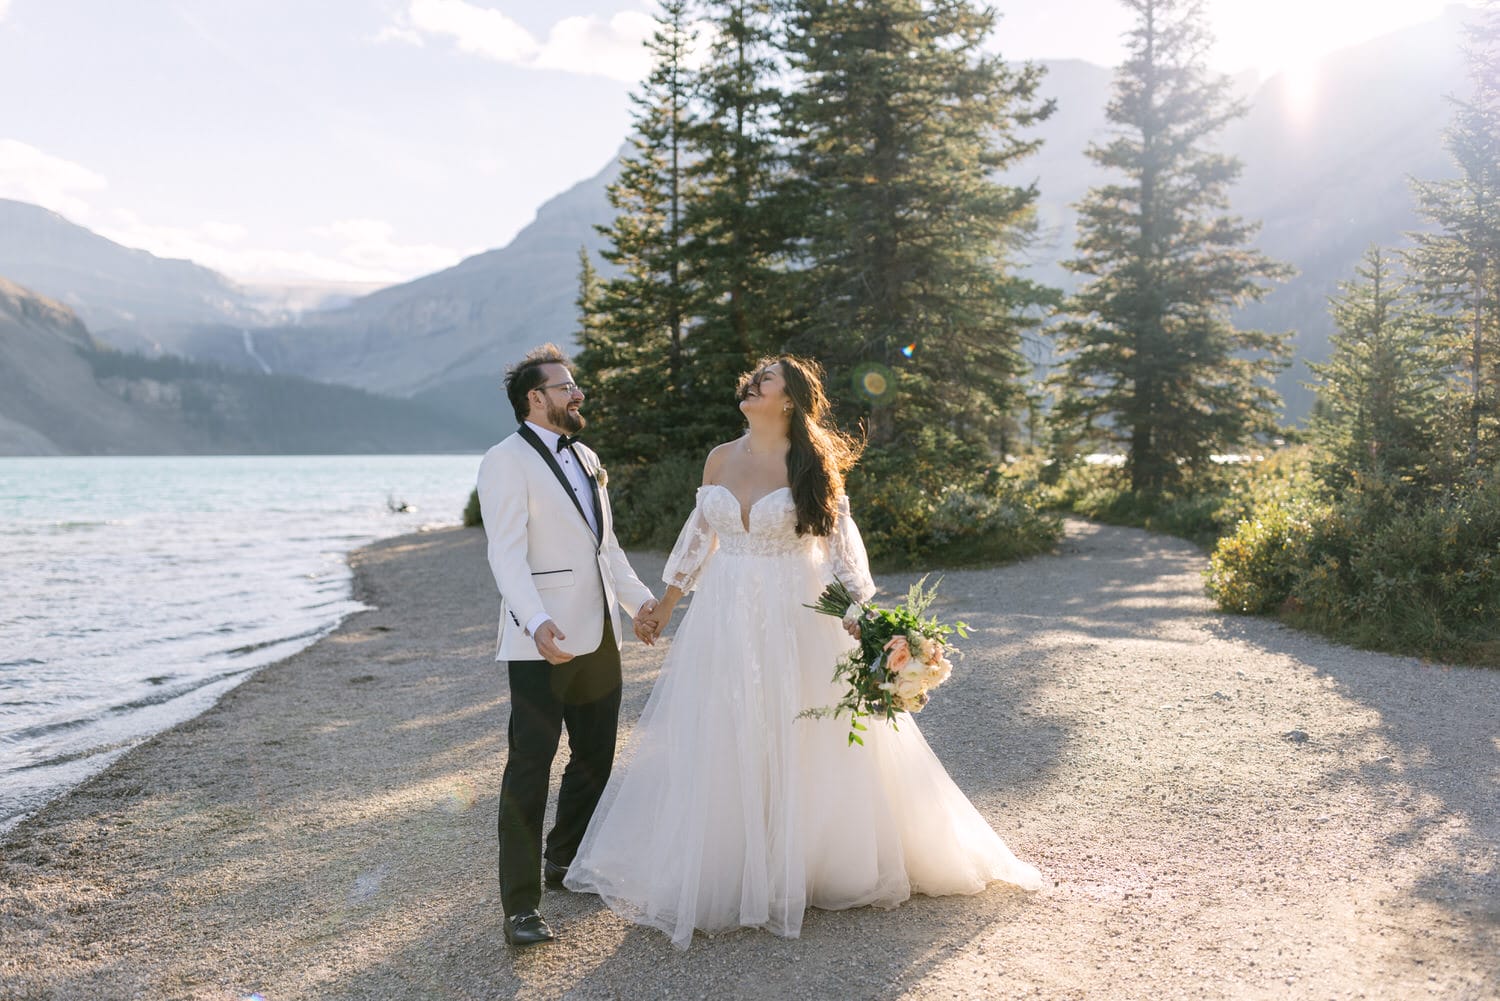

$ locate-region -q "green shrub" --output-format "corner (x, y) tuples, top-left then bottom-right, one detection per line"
(463, 487), (482, 527)
(848, 451), (1063, 570)
(1048, 447), (1323, 550)
(1205, 496), (1324, 614)
(1207, 471), (1500, 664)
(604, 454), (703, 550)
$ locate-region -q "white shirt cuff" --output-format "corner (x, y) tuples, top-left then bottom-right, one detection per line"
(525, 612), (552, 637)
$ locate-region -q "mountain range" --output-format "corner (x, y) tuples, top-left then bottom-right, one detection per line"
(0, 8), (1471, 450)
(0, 278), (496, 455)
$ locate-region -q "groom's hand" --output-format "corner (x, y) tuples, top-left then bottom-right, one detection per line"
(534, 621), (574, 664)
(633, 599), (660, 645)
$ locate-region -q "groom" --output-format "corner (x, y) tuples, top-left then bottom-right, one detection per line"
(476, 344), (657, 947)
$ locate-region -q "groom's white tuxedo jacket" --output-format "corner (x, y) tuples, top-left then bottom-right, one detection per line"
(477, 425), (653, 661)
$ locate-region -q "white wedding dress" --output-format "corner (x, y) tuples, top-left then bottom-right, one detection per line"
(564, 484), (1042, 949)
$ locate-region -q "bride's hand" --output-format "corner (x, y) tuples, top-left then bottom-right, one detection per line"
(649, 606), (674, 639)
(633, 600), (661, 645)
(844, 621), (861, 640)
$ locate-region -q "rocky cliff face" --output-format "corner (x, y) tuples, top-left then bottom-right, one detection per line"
(0, 278), (193, 454)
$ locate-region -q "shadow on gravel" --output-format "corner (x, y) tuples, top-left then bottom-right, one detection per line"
(1208, 613), (1500, 968)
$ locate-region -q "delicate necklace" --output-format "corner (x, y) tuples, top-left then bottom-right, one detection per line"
(743, 436), (788, 456)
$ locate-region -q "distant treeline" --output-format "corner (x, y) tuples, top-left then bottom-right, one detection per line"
(82, 346), (498, 454)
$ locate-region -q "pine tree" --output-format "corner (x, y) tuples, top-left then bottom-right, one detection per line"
(1307, 248), (1446, 491)
(573, 0), (699, 464)
(679, 0), (792, 430)
(1408, 0), (1500, 473)
(780, 0), (1056, 458)
(1051, 0), (1292, 496)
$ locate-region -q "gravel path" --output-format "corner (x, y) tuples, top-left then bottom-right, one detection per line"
(2, 519), (1496, 1000)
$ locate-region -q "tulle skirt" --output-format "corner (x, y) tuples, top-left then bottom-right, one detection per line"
(564, 547), (1042, 949)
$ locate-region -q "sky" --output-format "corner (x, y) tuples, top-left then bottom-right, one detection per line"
(0, 0), (1463, 288)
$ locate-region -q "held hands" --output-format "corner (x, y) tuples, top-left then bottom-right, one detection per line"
(533, 620), (575, 665)
(633, 599), (672, 646)
(632, 598), (659, 645)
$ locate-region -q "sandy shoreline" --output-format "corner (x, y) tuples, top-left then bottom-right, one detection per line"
(2, 520), (1496, 1000)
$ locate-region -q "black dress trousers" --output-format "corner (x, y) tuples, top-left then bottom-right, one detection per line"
(497, 616), (621, 917)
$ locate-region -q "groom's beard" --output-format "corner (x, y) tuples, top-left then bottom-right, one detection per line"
(548, 398), (586, 435)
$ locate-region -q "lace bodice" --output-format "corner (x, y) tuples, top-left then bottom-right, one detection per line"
(663, 484), (876, 600)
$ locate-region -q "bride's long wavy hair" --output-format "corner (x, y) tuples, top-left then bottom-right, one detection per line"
(736, 355), (864, 537)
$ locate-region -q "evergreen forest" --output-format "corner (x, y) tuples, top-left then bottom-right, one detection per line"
(556, 0), (1500, 664)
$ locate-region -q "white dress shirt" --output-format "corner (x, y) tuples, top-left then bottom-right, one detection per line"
(524, 420), (599, 638)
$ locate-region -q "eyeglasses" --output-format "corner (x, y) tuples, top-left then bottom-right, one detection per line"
(536, 381), (583, 396)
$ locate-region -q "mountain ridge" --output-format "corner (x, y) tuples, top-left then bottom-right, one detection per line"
(0, 278), (498, 455)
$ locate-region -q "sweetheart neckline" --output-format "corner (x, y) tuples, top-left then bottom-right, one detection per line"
(703, 483), (791, 532)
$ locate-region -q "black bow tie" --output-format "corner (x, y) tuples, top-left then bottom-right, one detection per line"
(555, 434), (580, 453)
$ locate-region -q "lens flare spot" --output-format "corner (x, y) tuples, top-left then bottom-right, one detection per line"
(853, 363), (895, 401)
(900, 342), (916, 358)
(441, 779), (478, 814)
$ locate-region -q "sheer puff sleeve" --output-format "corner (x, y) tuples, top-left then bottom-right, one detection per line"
(663, 487), (719, 593)
(828, 493), (876, 603)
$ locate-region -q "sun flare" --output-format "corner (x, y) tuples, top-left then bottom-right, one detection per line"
(1205, 0), (1454, 115)
(1206, 0), (1452, 100)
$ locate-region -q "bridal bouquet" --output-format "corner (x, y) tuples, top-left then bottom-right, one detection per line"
(801, 576), (969, 746)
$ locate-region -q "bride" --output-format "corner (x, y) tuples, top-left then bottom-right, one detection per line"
(562, 355), (1042, 949)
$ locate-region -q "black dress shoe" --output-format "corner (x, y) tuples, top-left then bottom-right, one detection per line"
(543, 860), (569, 887)
(504, 909), (555, 946)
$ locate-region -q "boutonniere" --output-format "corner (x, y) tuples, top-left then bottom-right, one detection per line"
(591, 463), (608, 488)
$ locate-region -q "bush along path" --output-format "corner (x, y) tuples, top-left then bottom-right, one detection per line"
(0, 520), (1495, 999)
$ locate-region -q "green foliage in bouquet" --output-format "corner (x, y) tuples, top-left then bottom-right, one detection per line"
(802, 576), (970, 746)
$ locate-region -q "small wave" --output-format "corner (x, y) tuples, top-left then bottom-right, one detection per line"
(0, 659), (45, 668)
(225, 626), (330, 657)
(27, 519), (132, 536)
(11, 738), (140, 772)
(106, 668), (252, 713)
(5, 714), (97, 743)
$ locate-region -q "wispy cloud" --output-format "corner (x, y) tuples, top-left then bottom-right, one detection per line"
(0, 2), (11, 23)
(307, 218), (474, 282)
(97, 210), (472, 285)
(0, 140), (108, 221)
(91, 209), (455, 284)
(385, 0), (655, 83)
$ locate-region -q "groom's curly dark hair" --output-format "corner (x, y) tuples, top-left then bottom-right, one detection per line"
(505, 343), (571, 422)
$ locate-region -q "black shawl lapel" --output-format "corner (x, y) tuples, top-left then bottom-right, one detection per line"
(517, 424), (599, 543)
(583, 458), (603, 535)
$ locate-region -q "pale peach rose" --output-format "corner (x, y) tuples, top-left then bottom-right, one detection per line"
(916, 636), (939, 664)
(895, 675), (923, 701)
(883, 635), (911, 672)
(930, 657), (952, 685)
